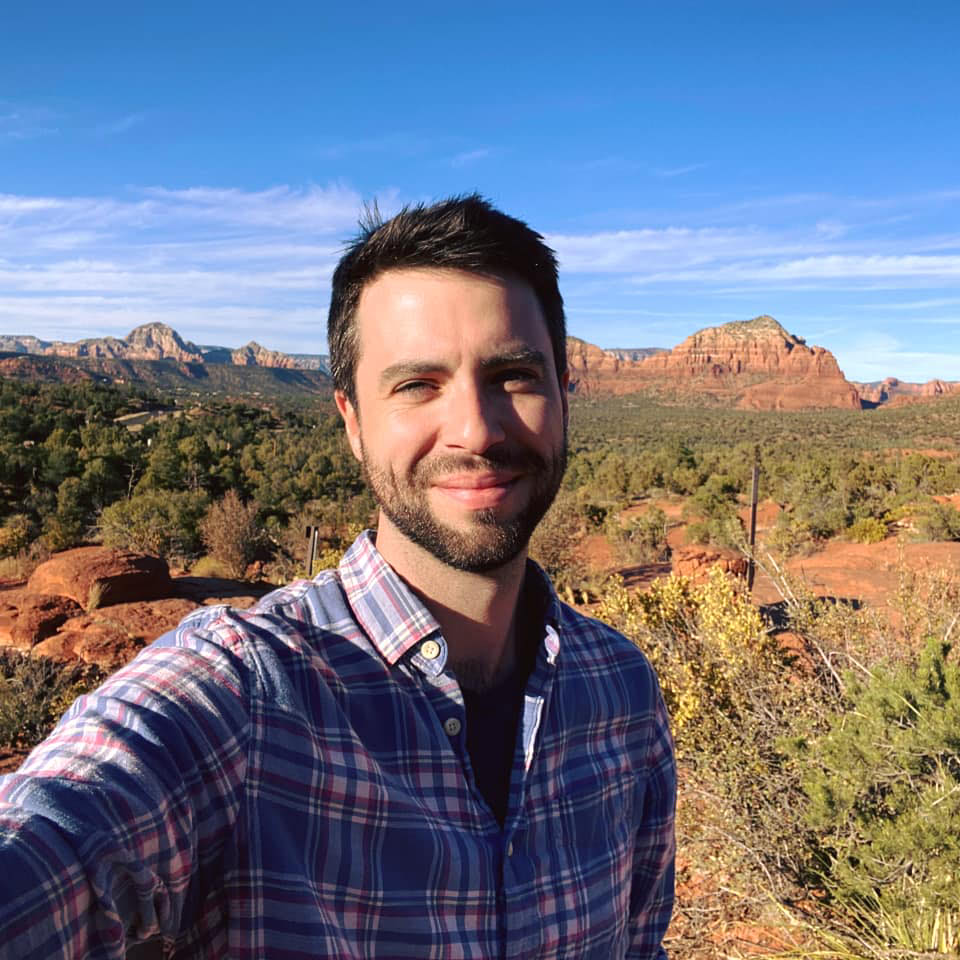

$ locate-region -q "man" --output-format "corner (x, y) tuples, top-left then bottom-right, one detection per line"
(0, 195), (675, 958)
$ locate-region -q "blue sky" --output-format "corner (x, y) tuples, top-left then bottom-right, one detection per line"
(2, 0), (959, 382)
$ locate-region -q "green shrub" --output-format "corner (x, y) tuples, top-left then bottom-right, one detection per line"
(790, 636), (960, 954)
(200, 490), (264, 578)
(766, 511), (820, 557)
(846, 515), (888, 544)
(0, 515), (32, 559)
(605, 506), (669, 564)
(913, 501), (960, 542)
(682, 474), (743, 548)
(97, 489), (208, 561)
(0, 650), (104, 752)
(528, 492), (588, 601)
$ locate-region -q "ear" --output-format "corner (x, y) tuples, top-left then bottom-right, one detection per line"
(335, 390), (363, 462)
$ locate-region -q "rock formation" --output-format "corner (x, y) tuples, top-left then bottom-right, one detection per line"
(671, 545), (749, 582)
(854, 376), (960, 406)
(1, 547), (271, 674)
(567, 315), (862, 411)
(27, 547), (173, 610)
(231, 341), (298, 368)
(0, 323), (303, 368)
(122, 322), (204, 362)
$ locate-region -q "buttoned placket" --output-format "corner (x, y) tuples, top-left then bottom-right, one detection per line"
(499, 623), (561, 959)
(406, 622), (562, 958)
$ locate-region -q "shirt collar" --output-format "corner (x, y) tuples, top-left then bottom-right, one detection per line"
(337, 530), (442, 666)
(337, 530), (563, 668)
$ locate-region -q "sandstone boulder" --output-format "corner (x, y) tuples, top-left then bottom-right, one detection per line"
(5, 594), (83, 651)
(672, 545), (748, 582)
(27, 547), (173, 609)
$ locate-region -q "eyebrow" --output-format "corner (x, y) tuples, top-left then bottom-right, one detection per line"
(378, 348), (549, 390)
(479, 347), (548, 372)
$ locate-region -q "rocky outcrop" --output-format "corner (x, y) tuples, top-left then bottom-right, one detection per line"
(0, 335), (51, 354)
(0, 355), (100, 383)
(605, 347), (668, 363)
(567, 336), (637, 396)
(672, 545), (749, 582)
(0, 595), (83, 651)
(1, 547), (272, 674)
(640, 315), (861, 410)
(231, 341), (298, 368)
(0, 323), (301, 369)
(567, 316), (862, 410)
(854, 377), (960, 407)
(27, 547), (173, 610)
(122, 323), (204, 362)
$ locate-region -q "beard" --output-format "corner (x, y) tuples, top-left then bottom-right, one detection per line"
(360, 440), (566, 574)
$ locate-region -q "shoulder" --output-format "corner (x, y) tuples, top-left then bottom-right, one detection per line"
(150, 567), (366, 696)
(554, 600), (668, 724)
(165, 567), (351, 653)
(557, 600), (653, 671)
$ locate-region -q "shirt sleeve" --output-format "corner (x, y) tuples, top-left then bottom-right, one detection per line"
(625, 683), (677, 959)
(0, 633), (250, 960)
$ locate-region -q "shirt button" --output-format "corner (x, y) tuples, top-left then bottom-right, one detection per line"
(420, 639), (441, 660)
(506, 841), (514, 856)
(443, 717), (462, 737)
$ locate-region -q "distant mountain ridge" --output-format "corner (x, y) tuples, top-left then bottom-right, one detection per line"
(0, 322), (329, 372)
(0, 323), (331, 397)
(605, 347), (668, 362)
(852, 376), (960, 407)
(4, 318), (957, 410)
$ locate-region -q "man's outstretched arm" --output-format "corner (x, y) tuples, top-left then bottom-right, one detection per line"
(0, 637), (249, 959)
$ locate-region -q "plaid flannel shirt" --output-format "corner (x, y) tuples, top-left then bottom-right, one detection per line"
(0, 531), (675, 959)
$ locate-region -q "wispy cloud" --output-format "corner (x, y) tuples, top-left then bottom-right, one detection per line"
(0, 104), (59, 141)
(652, 162), (706, 178)
(868, 296), (960, 310)
(0, 109), (60, 140)
(96, 113), (144, 136)
(4, 181), (960, 371)
(451, 147), (495, 167)
(0, 183), (365, 351)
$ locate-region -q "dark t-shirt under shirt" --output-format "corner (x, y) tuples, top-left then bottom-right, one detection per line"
(460, 584), (544, 825)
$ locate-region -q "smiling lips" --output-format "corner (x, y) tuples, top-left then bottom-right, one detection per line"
(431, 472), (521, 509)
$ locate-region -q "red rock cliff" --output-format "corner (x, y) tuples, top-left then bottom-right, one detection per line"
(566, 315), (862, 410)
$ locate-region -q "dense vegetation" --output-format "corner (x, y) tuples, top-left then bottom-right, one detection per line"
(564, 394), (960, 555)
(0, 379), (370, 578)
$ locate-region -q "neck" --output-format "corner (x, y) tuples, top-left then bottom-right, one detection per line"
(374, 516), (526, 689)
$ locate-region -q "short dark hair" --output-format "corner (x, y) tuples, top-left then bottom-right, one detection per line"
(327, 194), (566, 404)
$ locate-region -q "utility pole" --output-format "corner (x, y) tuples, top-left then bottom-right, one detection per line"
(747, 446), (760, 592)
(305, 525), (319, 577)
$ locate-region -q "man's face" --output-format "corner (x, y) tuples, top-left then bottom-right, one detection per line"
(336, 268), (568, 573)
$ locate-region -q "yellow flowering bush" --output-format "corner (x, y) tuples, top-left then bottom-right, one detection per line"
(596, 566), (775, 756)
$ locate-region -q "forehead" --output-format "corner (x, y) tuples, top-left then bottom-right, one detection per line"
(352, 268), (552, 368)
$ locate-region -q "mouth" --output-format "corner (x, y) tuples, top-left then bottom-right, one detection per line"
(431, 472), (522, 509)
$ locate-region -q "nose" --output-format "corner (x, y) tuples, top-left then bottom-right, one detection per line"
(442, 380), (506, 454)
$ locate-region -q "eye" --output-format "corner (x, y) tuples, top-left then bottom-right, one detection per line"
(394, 379), (437, 396)
(494, 368), (540, 389)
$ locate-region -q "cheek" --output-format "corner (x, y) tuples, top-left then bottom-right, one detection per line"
(364, 411), (437, 467)
(514, 398), (564, 445)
